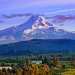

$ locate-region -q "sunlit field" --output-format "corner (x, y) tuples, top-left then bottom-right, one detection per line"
(61, 69), (75, 75)
(0, 52), (75, 75)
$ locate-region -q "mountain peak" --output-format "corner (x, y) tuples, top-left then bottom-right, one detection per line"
(17, 15), (53, 30)
(31, 15), (53, 29)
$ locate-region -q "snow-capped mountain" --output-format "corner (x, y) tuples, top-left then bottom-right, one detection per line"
(0, 15), (75, 44)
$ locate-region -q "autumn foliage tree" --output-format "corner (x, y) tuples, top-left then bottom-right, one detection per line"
(39, 64), (52, 75)
(53, 55), (61, 68)
(0, 59), (53, 75)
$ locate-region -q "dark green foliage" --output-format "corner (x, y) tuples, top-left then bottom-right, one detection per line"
(0, 39), (75, 56)
(62, 65), (66, 69)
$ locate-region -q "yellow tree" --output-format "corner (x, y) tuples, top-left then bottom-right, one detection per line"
(39, 64), (51, 75)
(24, 59), (35, 75)
(32, 64), (39, 75)
(24, 65), (30, 75)
(16, 67), (23, 75)
(40, 65), (46, 75)
(24, 64), (35, 75)
(53, 55), (61, 68)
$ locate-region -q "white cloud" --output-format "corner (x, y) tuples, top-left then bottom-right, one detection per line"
(44, 8), (75, 14)
(0, 36), (15, 41)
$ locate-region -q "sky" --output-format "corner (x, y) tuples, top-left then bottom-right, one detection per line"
(0, 0), (75, 31)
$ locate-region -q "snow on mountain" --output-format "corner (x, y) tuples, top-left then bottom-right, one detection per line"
(0, 15), (75, 44)
(23, 15), (53, 34)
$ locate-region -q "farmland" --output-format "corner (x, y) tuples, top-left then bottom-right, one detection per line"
(0, 52), (74, 75)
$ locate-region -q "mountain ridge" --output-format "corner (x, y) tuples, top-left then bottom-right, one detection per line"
(0, 39), (75, 56)
(0, 15), (75, 44)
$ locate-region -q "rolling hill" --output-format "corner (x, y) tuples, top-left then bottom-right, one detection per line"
(0, 39), (75, 56)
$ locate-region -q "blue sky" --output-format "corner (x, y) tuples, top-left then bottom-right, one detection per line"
(0, 0), (75, 31)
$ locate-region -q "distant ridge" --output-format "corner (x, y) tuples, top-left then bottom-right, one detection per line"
(0, 39), (75, 56)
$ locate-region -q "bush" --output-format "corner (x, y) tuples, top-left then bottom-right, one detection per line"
(62, 65), (66, 69)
